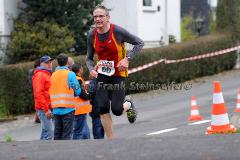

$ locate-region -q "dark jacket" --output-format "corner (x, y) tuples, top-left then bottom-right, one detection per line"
(88, 78), (100, 118)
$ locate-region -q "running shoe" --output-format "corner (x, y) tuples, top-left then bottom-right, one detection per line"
(125, 96), (137, 124)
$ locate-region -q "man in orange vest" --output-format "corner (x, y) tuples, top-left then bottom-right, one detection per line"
(49, 53), (81, 140)
(86, 5), (144, 139)
(71, 63), (92, 139)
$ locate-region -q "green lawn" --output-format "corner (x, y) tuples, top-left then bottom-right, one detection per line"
(0, 103), (7, 118)
(0, 103), (16, 122)
(237, 129), (240, 134)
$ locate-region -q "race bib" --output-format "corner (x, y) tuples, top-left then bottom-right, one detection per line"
(97, 60), (115, 76)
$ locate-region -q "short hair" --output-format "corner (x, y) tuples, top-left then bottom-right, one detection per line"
(34, 59), (40, 68)
(57, 53), (68, 66)
(93, 4), (109, 16)
(68, 57), (75, 69)
(71, 63), (83, 74)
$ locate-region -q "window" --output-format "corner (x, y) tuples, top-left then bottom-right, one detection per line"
(142, 0), (156, 12)
(143, 0), (152, 7)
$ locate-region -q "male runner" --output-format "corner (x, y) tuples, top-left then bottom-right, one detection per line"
(86, 4), (144, 139)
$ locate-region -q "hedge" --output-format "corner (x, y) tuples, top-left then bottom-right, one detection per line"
(0, 33), (237, 115)
(126, 33), (237, 93)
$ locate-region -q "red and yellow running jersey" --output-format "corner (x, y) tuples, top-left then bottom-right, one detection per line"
(93, 24), (128, 77)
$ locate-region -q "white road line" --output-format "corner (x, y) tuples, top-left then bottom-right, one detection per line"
(146, 128), (178, 136)
(188, 120), (211, 125)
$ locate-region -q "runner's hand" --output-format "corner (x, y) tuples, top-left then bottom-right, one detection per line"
(45, 110), (52, 119)
(117, 57), (129, 71)
(90, 70), (98, 78)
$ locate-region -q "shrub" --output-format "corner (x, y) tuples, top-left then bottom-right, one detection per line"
(7, 20), (75, 63)
(169, 35), (176, 44)
(16, 0), (103, 53)
(126, 33), (237, 94)
(181, 15), (197, 41)
(0, 62), (34, 115)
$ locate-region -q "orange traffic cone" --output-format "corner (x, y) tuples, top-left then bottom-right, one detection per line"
(234, 89), (240, 113)
(206, 81), (237, 134)
(188, 96), (203, 121)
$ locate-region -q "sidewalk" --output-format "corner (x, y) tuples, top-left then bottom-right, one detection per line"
(0, 114), (36, 134)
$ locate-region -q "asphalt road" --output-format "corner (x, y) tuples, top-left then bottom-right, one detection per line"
(1, 69), (240, 159)
(1, 135), (240, 160)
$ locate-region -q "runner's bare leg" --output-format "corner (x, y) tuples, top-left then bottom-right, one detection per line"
(100, 113), (114, 139)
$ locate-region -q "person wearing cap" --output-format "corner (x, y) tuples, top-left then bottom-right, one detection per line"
(32, 55), (54, 140)
(49, 53), (81, 140)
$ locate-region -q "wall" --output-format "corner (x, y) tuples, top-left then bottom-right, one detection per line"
(137, 0), (181, 47)
(103, 0), (138, 35)
(137, 0), (165, 47)
(0, 0), (19, 65)
(0, 0), (5, 63)
(167, 0), (181, 42)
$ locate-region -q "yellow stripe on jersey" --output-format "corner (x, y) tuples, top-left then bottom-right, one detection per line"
(112, 34), (128, 77)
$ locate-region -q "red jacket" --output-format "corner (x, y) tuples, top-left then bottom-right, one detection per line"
(32, 68), (52, 112)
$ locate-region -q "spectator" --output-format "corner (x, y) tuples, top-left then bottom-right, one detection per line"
(32, 55), (54, 140)
(49, 53), (81, 140)
(71, 63), (92, 140)
(89, 76), (105, 139)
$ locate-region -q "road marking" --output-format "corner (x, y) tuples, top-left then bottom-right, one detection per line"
(188, 120), (211, 125)
(146, 128), (178, 136)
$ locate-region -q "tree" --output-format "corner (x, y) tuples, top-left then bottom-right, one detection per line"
(216, 0), (240, 40)
(216, 0), (232, 31)
(181, 0), (211, 35)
(19, 0), (103, 54)
(7, 20), (75, 63)
(181, 15), (197, 41)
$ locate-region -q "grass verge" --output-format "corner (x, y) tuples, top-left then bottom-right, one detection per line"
(0, 103), (17, 122)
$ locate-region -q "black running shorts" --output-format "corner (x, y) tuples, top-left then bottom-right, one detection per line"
(96, 73), (126, 116)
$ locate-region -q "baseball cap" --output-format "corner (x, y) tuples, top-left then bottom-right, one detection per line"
(40, 55), (53, 63)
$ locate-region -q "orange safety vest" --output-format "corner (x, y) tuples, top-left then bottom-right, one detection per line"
(49, 69), (75, 108)
(74, 76), (92, 115)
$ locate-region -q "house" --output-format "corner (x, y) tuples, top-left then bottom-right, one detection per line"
(0, 0), (19, 65)
(103, 0), (181, 48)
(0, 0), (181, 64)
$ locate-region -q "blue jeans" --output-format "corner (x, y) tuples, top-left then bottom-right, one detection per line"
(73, 114), (90, 140)
(92, 117), (104, 139)
(53, 111), (74, 140)
(37, 110), (54, 140)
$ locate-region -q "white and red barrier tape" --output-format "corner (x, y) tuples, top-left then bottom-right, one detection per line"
(165, 46), (240, 64)
(128, 45), (240, 73)
(86, 45), (240, 84)
(128, 59), (165, 74)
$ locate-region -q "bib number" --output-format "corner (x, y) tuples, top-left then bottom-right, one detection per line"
(97, 60), (115, 76)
